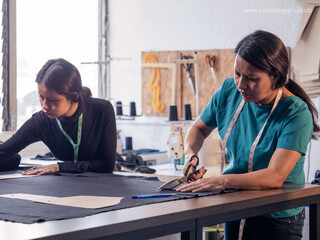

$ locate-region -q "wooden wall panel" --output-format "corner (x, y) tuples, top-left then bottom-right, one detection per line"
(141, 51), (180, 117)
(142, 49), (235, 118)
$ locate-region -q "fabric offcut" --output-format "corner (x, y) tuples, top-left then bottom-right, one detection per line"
(0, 172), (225, 223)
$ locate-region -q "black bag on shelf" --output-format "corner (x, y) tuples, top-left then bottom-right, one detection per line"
(116, 150), (156, 174)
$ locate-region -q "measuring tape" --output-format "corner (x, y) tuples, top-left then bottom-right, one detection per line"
(221, 88), (283, 239)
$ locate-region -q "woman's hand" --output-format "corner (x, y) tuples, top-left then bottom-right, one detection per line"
(183, 155), (201, 177)
(183, 155), (207, 181)
(22, 164), (59, 176)
(187, 166), (207, 181)
(183, 117), (213, 181)
(177, 176), (226, 192)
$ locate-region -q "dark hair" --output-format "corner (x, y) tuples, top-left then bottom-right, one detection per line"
(235, 30), (320, 139)
(36, 58), (92, 111)
(82, 86), (92, 98)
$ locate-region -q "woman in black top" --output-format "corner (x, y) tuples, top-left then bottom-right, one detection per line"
(0, 58), (117, 175)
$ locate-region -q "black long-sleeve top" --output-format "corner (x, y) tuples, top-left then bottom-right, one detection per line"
(0, 97), (117, 173)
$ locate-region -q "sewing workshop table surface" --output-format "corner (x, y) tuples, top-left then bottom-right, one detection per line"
(0, 182), (319, 240)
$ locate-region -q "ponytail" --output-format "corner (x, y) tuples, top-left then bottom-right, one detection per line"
(82, 86), (92, 98)
(75, 86), (92, 114)
(285, 79), (320, 139)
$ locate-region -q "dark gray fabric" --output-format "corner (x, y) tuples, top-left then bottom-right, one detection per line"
(0, 172), (225, 223)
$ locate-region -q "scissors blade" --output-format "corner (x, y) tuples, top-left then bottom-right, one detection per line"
(158, 176), (188, 190)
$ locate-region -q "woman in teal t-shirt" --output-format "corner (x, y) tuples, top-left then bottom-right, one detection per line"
(177, 30), (319, 240)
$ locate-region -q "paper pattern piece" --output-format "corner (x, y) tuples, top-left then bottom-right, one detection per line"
(0, 194), (123, 209)
(20, 158), (62, 166)
(0, 173), (37, 180)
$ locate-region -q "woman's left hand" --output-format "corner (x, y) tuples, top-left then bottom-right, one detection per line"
(22, 164), (59, 176)
(177, 176), (226, 192)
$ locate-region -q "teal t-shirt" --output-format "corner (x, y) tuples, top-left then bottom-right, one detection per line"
(200, 78), (313, 218)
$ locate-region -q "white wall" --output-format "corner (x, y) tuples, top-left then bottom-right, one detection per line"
(108, 0), (304, 110)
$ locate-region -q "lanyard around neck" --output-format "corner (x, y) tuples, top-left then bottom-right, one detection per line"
(56, 113), (83, 163)
(221, 88), (283, 174)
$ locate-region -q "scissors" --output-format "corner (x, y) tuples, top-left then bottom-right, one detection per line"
(158, 156), (201, 190)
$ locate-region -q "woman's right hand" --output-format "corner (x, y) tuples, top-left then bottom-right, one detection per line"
(183, 117), (213, 182)
(184, 154), (207, 181)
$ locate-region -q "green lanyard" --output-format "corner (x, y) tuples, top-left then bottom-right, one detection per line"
(56, 113), (83, 163)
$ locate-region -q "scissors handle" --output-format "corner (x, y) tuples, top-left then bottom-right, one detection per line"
(184, 155), (199, 177)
